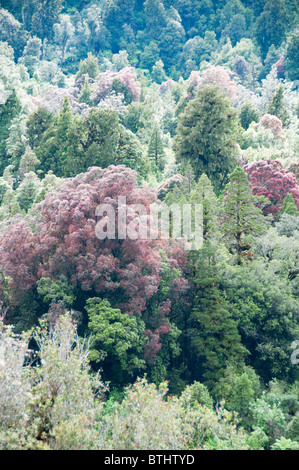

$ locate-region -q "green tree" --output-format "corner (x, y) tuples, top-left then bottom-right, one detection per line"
(159, 18), (186, 72)
(65, 108), (120, 176)
(188, 241), (248, 387)
(16, 171), (42, 212)
(144, 0), (167, 41)
(0, 8), (27, 59)
(190, 173), (219, 240)
(26, 107), (54, 149)
(53, 14), (75, 65)
(151, 60), (167, 84)
(75, 52), (100, 82)
(240, 102), (260, 130)
(86, 298), (146, 386)
(281, 193), (299, 216)
(285, 30), (299, 82)
(221, 167), (264, 263)
(19, 146), (40, 179)
(147, 123), (165, 171)
(19, 35), (42, 76)
(174, 85), (240, 193)
(255, 0), (289, 56)
(35, 98), (73, 176)
(31, 0), (64, 43)
(213, 364), (262, 426)
(0, 90), (21, 175)
(224, 259), (299, 383)
(103, 0), (135, 52)
(267, 85), (289, 126)
(139, 41), (161, 71)
(78, 76), (93, 106)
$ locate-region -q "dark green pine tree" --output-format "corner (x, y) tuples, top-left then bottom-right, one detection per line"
(174, 85), (240, 194)
(221, 166), (264, 264)
(0, 90), (21, 175)
(188, 242), (248, 387)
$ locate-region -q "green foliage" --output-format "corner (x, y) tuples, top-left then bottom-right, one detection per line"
(240, 102), (260, 130)
(0, 0), (299, 451)
(19, 36), (42, 76)
(271, 437), (299, 450)
(224, 259), (299, 382)
(75, 53), (100, 82)
(105, 377), (249, 450)
(0, 90), (21, 175)
(147, 122), (165, 171)
(221, 166), (264, 263)
(174, 85), (240, 193)
(180, 381), (214, 409)
(188, 241), (248, 386)
(0, 313), (107, 450)
(33, 98), (73, 176)
(213, 364), (262, 426)
(86, 298), (146, 386)
(26, 107), (54, 149)
(285, 30), (299, 82)
(281, 193), (299, 216)
(255, 0), (289, 56)
(267, 85), (290, 126)
(37, 276), (75, 307)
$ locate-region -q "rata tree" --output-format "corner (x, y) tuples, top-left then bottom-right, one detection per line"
(244, 159), (299, 218)
(0, 165), (187, 361)
(91, 67), (141, 105)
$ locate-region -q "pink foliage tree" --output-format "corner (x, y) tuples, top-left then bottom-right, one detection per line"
(244, 159), (299, 216)
(91, 67), (141, 104)
(187, 66), (238, 102)
(257, 113), (284, 137)
(0, 165), (188, 359)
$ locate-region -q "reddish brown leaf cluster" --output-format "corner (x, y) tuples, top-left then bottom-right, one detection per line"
(244, 159), (299, 216)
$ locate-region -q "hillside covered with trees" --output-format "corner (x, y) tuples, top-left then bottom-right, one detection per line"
(0, 0), (299, 451)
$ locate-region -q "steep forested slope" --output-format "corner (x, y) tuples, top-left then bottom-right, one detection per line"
(0, 0), (299, 451)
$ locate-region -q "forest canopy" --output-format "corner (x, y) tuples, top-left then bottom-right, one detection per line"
(0, 0), (299, 451)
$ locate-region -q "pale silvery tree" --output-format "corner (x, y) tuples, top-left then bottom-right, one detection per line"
(0, 303), (32, 433)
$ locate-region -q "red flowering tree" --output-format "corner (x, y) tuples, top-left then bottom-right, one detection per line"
(275, 57), (286, 80)
(91, 67), (141, 105)
(187, 66), (238, 103)
(244, 159), (299, 217)
(0, 165), (188, 360)
(257, 114), (284, 137)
